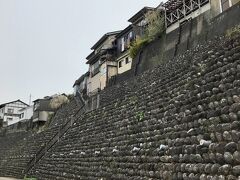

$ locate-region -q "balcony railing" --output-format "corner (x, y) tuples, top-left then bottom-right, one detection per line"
(164, 0), (210, 27)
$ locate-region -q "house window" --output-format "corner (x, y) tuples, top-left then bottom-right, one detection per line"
(34, 103), (39, 111)
(91, 61), (100, 77)
(119, 61), (122, 68)
(129, 31), (134, 43)
(121, 37), (125, 52)
(7, 117), (13, 121)
(125, 57), (130, 64)
(20, 113), (24, 119)
(7, 108), (14, 114)
(221, 0), (231, 12)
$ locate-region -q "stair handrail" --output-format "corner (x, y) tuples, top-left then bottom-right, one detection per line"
(25, 100), (86, 174)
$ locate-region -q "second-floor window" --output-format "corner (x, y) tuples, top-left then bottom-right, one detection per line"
(119, 61), (122, 68)
(20, 113), (24, 119)
(7, 108), (14, 114)
(121, 37), (125, 52)
(125, 57), (130, 64)
(91, 61), (100, 77)
(120, 31), (135, 52)
(7, 117), (13, 121)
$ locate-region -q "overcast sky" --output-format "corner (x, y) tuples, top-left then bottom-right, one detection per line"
(0, 0), (164, 104)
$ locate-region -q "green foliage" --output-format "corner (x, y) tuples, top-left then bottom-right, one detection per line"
(129, 37), (149, 59)
(129, 10), (165, 59)
(197, 63), (207, 73)
(145, 9), (165, 41)
(24, 176), (37, 180)
(135, 111), (144, 122)
(226, 25), (240, 38)
(129, 95), (138, 104)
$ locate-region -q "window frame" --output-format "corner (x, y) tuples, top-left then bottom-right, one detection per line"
(7, 117), (13, 121)
(91, 61), (100, 77)
(20, 113), (24, 119)
(118, 60), (123, 68)
(125, 57), (130, 64)
(7, 108), (14, 114)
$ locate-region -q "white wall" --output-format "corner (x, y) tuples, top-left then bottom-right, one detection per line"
(19, 106), (33, 121)
(3, 115), (20, 126)
(88, 72), (101, 95)
(117, 53), (132, 74)
(33, 111), (54, 122)
(1, 101), (28, 126)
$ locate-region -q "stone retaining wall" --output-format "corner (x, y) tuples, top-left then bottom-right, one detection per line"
(0, 99), (80, 178)
(24, 34), (240, 179)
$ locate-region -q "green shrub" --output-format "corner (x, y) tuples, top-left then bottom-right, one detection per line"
(129, 9), (165, 59)
(24, 176), (37, 180)
(145, 9), (165, 41)
(129, 37), (149, 59)
(129, 95), (138, 104)
(226, 25), (240, 38)
(135, 111), (145, 121)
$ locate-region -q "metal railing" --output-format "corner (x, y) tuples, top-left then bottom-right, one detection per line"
(165, 0), (209, 27)
(24, 99), (86, 174)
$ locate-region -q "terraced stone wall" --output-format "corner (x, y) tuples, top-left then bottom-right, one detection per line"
(25, 34), (240, 179)
(0, 98), (80, 178)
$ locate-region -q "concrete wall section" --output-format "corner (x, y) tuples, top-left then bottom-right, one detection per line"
(136, 2), (240, 76)
(88, 73), (101, 94)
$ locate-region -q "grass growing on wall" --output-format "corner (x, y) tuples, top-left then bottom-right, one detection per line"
(129, 37), (149, 59)
(24, 176), (37, 180)
(145, 9), (165, 41)
(129, 9), (165, 59)
(226, 25), (240, 38)
(135, 111), (145, 122)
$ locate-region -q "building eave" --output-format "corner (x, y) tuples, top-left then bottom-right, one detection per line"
(116, 25), (133, 38)
(86, 52), (100, 65)
(73, 71), (90, 87)
(90, 30), (122, 50)
(0, 99), (29, 109)
(128, 7), (154, 23)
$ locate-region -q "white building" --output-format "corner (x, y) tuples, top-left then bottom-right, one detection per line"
(19, 105), (34, 122)
(0, 100), (29, 127)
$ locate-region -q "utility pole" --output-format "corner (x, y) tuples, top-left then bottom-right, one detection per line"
(29, 94), (32, 106)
